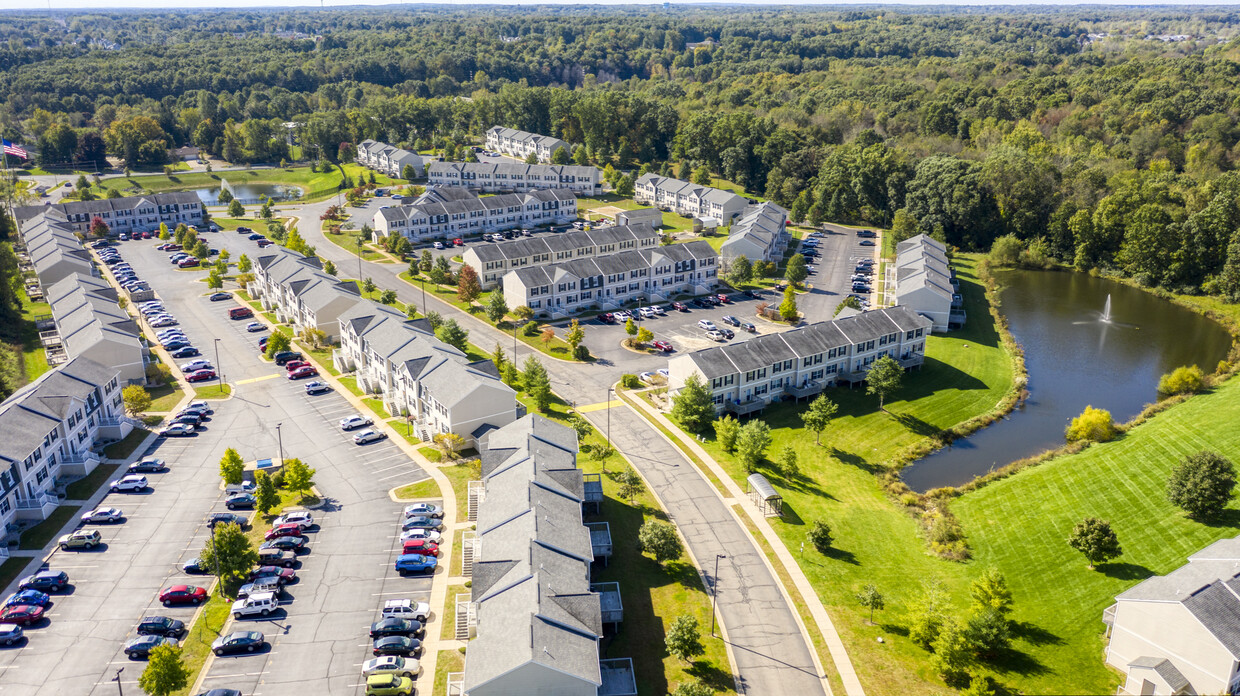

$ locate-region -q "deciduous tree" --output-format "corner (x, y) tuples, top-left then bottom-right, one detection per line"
(808, 520), (832, 553)
(665, 615), (705, 663)
(671, 374), (714, 432)
(123, 385), (151, 416)
(856, 584), (885, 625)
(779, 285), (798, 321)
(735, 419), (771, 472)
(457, 265), (481, 303)
(800, 394), (838, 445)
(1167, 450), (1237, 520)
(639, 520), (683, 564)
(1067, 517), (1123, 569)
(200, 521), (258, 587)
(866, 355), (903, 409)
(485, 291), (508, 323)
(1065, 405), (1116, 443)
(219, 448), (244, 485)
(283, 458), (316, 499)
(255, 471), (279, 515)
(713, 415), (740, 452)
(138, 643), (190, 696)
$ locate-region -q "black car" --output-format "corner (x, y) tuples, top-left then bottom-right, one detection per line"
(247, 233), (264, 241)
(372, 635), (421, 657)
(124, 635), (176, 659)
(721, 315), (740, 327)
(272, 351), (302, 366)
(170, 347), (200, 359)
(171, 414), (202, 428)
(719, 328), (735, 340)
(18, 571), (68, 592)
(369, 617), (423, 639)
(208, 513), (248, 530)
(236, 226), (252, 233)
(212, 630), (266, 656)
(209, 293), (231, 302)
(260, 536), (307, 553)
(128, 459), (168, 474)
(182, 558), (210, 574)
(162, 341), (191, 352)
(136, 616), (186, 638)
(225, 493), (255, 510)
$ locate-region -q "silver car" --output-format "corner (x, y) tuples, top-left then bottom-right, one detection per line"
(352, 429), (386, 445)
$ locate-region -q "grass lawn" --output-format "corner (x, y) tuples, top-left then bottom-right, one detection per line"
(295, 342), (340, 376)
(0, 558), (30, 594)
(66, 464), (119, 500)
(393, 478), (441, 500)
(418, 446), (443, 463)
(440, 462), (478, 524)
(322, 227), (387, 260)
(433, 649), (465, 696)
(91, 164), (385, 203)
(171, 595), (232, 696)
(16, 287), (52, 386)
(103, 428), (150, 460)
(362, 396), (390, 421)
(193, 384), (232, 399)
(148, 381), (186, 412)
(441, 587), (471, 639)
(337, 376), (363, 397)
(18, 506), (81, 550)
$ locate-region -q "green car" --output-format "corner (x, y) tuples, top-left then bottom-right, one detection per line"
(58, 529), (102, 550)
(365, 673), (414, 695)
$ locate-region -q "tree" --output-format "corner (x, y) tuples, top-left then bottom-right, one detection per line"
(625, 317), (638, 339)
(402, 163), (416, 181)
(540, 326), (556, 350)
(433, 432), (466, 460)
(419, 250), (434, 272)
(228, 199), (245, 218)
(513, 304), (534, 321)
(567, 413), (592, 443)
(573, 146), (589, 166)
(255, 471), (279, 515)
(988, 234), (1024, 266)
(692, 165), (712, 186)
(1158, 365), (1207, 396)
(636, 327), (654, 345)
(264, 332), (291, 360)
(638, 520), (683, 565)
(362, 277), (376, 295)
(855, 584), (885, 625)
(713, 415), (740, 452)
(158, 222), (169, 240)
(485, 291), (508, 323)
(671, 680), (714, 696)
(1068, 517), (1123, 569)
(206, 270), (224, 289)
(565, 319), (585, 351)
(377, 289), (397, 305)
(1168, 450), (1237, 520)
(237, 254), (252, 273)
(201, 521), (258, 588)
(524, 151), (539, 164)
(522, 356), (552, 412)
(800, 394), (839, 445)
(930, 618), (974, 685)
(727, 255), (753, 285)
(90, 216), (110, 238)
(866, 356), (903, 409)
(616, 174), (635, 197)
(961, 676), (998, 696)
(191, 239), (210, 260)
(735, 419), (771, 472)
(834, 296), (863, 316)
(665, 614), (705, 663)
(778, 444), (799, 478)
(785, 253), (808, 286)
(283, 458), (316, 499)
(551, 146), (571, 165)
(964, 608), (1011, 659)
(908, 579), (947, 649)
(618, 468), (646, 503)
(425, 311), (443, 331)
(437, 319), (470, 353)
(457, 265), (481, 303)
(1065, 405), (1116, 443)
(970, 566), (1013, 617)
(808, 520), (832, 553)
(779, 285), (799, 322)
(672, 374), (715, 433)
(122, 384), (151, 416)
(219, 448), (245, 485)
(138, 643), (190, 696)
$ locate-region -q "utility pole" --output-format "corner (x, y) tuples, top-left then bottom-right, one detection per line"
(710, 553), (726, 637)
(112, 667), (124, 696)
(356, 234), (363, 284)
(276, 422), (284, 466)
(213, 338), (223, 391)
(606, 387), (614, 447)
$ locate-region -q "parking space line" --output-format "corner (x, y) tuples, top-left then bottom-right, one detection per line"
(376, 471), (414, 482)
(237, 374), (280, 385)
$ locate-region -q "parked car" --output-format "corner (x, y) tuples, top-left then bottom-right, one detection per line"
(226, 493), (256, 510)
(672, 301), (688, 311)
(697, 319), (717, 331)
(719, 327), (735, 339)
(136, 616), (186, 638)
(380, 599), (431, 622)
(18, 571), (68, 593)
(248, 566), (296, 585)
(231, 592), (279, 619)
(260, 536), (307, 553)
(207, 513), (248, 530)
(159, 585), (207, 606)
(3, 590), (50, 608)
(212, 631), (266, 656)
(432, 241), (444, 250)
(651, 340), (673, 352)
(721, 315), (740, 326)
(362, 655), (421, 680)
(169, 346), (200, 358)
(171, 413), (203, 428)
(638, 306), (657, 318)
(402, 503), (443, 518)
(273, 511), (313, 529)
(236, 578), (282, 599)
(860, 239), (876, 246)
(245, 322), (265, 333)
(287, 365), (318, 380)
(58, 529), (101, 550)
(339, 414), (374, 431)
(124, 635), (178, 659)
(401, 516), (442, 532)
(400, 538), (439, 557)
(209, 292), (231, 301)
(706, 330), (726, 342)
(272, 351), (302, 366)
(370, 617), (423, 639)
(716, 294), (732, 304)
(452, 238), (464, 246)
(228, 307), (253, 320)
(80, 507), (124, 524)
(257, 548), (296, 568)
(0, 604), (45, 626)
(353, 429), (387, 445)
(305, 381), (331, 395)
(0, 624), (21, 646)
(185, 369), (216, 383)
(399, 528), (442, 544)
(177, 258), (199, 268)
(159, 423), (196, 438)
(109, 475), (149, 492)
(180, 359), (212, 373)
(372, 635), (421, 657)
(598, 312), (615, 324)
(740, 321), (756, 332)
(181, 558), (210, 574)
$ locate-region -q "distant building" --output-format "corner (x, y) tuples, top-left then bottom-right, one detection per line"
(357, 140), (425, 179)
(485, 126), (571, 163)
(15, 192), (203, 238)
(428, 161), (600, 196)
(373, 188), (577, 243)
(719, 201), (789, 264)
(1104, 536), (1240, 695)
(46, 274), (147, 384)
(614, 207), (664, 231)
(893, 234), (961, 332)
(462, 225), (660, 289)
(250, 247), (370, 343)
(633, 174), (748, 224)
(686, 37), (719, 50)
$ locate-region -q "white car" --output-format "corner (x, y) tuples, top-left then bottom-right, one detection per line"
(651, 305), (666, 315)
(380, 599), (430, 622)
(80, 507), (124, 524)
(639, 371), (658, 383)
(179, 360), (212, 373)
(187, 400), (214, 414)
(657, 368), (670, 380)
(150, 318), (177, 328)
(638, 307), (657, 318)
(362, 655), (421, 679)
(245, 322), (265, 333)
(706, 330), (726, 342)
(400, 528), (442, 543)
(432, 241), (444, 249)
(353, 429), (386, 445)
(697, 319), (717, 331)
(339, 415), (374, 431)
(273, 511), (313, 530)
(109, 475), (148, 492)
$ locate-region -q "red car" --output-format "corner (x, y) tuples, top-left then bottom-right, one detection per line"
(159, 585), (207, 607)
(178, 258), (199, 268)
(185, 369), (216, 383)
(287, 366), (318, 380)
(166, 243), (183, 251)
(265, 523), (304, 541)
(249, 566), (296, 584)
(401, 539), (440, 557)
(0, 604), (45, 625)
(715, 294), (731, 304)
(598, 313), (615, 324)
(672, 302), (688, 312)
(652, 340), (674, 352)
(284, 360), (308, 372)
(452, 238), (464, 246)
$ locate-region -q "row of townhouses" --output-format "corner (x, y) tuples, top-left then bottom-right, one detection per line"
(428, 161), (601, 196)
(503, 240), (719, 319)
(21, 208), (94, 287)
(47, 273), (147, 384)
(719, 201), (791, 264)
(458, 414), (633, 696)
(250, 247), (520, 443)
(0, 356), (131, 535)
(668, 305), (933, 415)
(893, 234), (961, 332)
(373, 187), (578, 242)
(15, 191), (204, 238)
(484, 126), (572, 163)
(462, 224), (661, 289)
(634, 173), (749, 224)
(357, 139), (426, 179)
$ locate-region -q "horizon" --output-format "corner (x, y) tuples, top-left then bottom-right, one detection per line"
(0, 0), (1237, 9)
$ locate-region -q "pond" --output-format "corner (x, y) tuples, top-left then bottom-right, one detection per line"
(900, 270), (1233, 493)
(194, 182), (303, 206)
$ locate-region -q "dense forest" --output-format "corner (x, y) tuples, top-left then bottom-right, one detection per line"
(5, 6), (1240, 295)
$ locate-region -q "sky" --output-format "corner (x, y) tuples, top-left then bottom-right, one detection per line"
(0, 0), (1235, 8)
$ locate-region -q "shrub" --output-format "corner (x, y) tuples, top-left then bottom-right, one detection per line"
(808, 520), (832, 553)
(1158, 365), (1207, 396)
(620, 374), (641, 389)
(572, 344), (591, 361)
(1065, 405), (1117, 443)
(522, 320), (540, 337)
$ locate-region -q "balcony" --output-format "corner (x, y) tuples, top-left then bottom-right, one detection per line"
(897, 354), (925, 369)
(587, 521), (612, 562)
(599, 658), (638, 696)
(446, 673), (465, 696)
(583, 474), (604, 506)
(786, 380), (825, 400)
(724, 398), (766, 417)
(15, 492), (59, 521)
(591, 581), (623, 625)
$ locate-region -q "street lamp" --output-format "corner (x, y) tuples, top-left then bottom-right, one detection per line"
(356, 234), (363, 284)
(419, 276), (427, 314)
(606, 387), (614, 447)
(710, 553), (727, 637)
(275, 422), (284, 467)
(213, 338), (223, 391)
(112, 667), (124, 696)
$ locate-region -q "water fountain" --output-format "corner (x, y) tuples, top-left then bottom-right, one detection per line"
(1101, 294), (1112, 323)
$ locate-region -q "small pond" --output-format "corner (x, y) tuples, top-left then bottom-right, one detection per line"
(900, 270), (1233, 492)
(194, 183), (303, 206)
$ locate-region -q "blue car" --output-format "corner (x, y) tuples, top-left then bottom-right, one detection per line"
(394, 554), (437, 575)
(3, 590), (50, 608)
(18, 571), (68, 593)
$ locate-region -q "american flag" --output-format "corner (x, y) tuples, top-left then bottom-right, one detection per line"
(2, 139), (27, 159)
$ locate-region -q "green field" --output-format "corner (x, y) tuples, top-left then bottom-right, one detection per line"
(85, 163), (396, 204)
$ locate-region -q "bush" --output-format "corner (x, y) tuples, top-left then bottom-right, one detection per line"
(572, 344), (591, 361)
(620, 374), (641, 389)
(1167, 450), (1237, 520)
(521, 320), (540, 337)
(1158, 365), (1207, 396)
(1065, 405), (1117, 443)
(808, 520), (832, 553)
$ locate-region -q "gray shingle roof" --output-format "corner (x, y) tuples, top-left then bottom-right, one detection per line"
(1128, 657), (1190, 692)
(0, 356), (116, 465)
(1184, 576), (1240, 657)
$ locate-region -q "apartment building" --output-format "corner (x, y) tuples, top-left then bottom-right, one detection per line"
(633, 174), (749, 224)
(1104, 536), (1240, 695)
(894, 234), (960, 332)
(373, 188), (577, 242)
(719, 202), (790, 264)
(251, 247), (370, 342)
(21, 209), (94, 287)
(503, 240), (718, 319)
(485, 126), (572, 163)
(46, 273), (147, 384)
(335, 302), (519, 445)
(357, 140), (425, 179)
(667, 306), (932, 414)
(15, 191), (203, 237)
(0, 357), (130, 532)
(461, 224), (661, 289)
(427, 161), (601, 196)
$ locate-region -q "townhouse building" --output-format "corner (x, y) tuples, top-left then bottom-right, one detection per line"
(373, 188), (577, 242)
(46, 273), (147, 383)
(502, 240), (718, 319)
(633, 174), (749, 224)
(461, 224), (661, 289)
(484, 126), (572, 163)
(21, 209), (94, 286)
(667, 306), (932, 415)
(357, 139), (425, 179)
(335, 302), (519, 444)
(427, 161), (601, 196)
(894, 234), (961, 332)
(719, 201), (790, 264)
(15, 191), (203, 237)
(251, 247), (370, 342)
(0, 357), (130, 533)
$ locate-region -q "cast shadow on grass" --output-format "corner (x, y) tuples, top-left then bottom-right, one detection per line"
(687, 660), (735, 693)
(1010, 620), (1063, 647)
(1099, 562), (1155, 582)
(1201, 507), (1240, 530)
(829, 447), (880, 475)
(989, 645), (1051, 678)
(888, 411), (943, 439)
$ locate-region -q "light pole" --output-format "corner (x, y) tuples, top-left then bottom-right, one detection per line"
(355, 234), (363, 285)
(710, 553), (727, 637)
(213, 338), (223, 391)
(275, 423), (284, 467)
(512, 320), (518, 362)
(112, 667), (124, 696)
(606, 387), (614, 447)
(419, 276), (427, 314)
